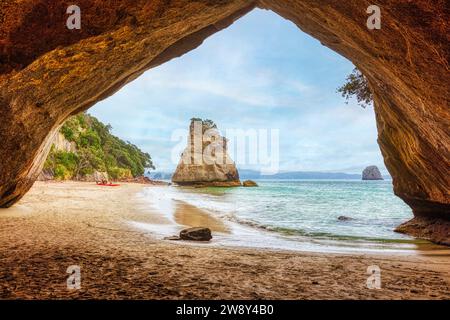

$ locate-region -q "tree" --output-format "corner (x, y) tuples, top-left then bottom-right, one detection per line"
(337, 68), (373, 108)
(203, 119), (217, 129)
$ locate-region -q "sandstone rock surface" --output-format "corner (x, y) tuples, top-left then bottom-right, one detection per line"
(0, 1), (448, 243)
(395, 217), (450, 246)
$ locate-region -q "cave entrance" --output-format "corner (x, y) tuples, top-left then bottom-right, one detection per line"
(0, 1), (448, 244)
(70, 9), (412, 243)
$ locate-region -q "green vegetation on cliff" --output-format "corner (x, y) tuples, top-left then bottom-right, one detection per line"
(337, 68), (373, 108)
(44, 113), (154, 180)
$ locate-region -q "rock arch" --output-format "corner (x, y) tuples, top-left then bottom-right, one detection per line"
(0, 1), (448, 243)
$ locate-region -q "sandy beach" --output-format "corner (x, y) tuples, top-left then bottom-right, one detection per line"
(0, 181), (449, 299)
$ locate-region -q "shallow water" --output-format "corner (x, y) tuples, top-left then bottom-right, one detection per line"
(159, 180), (415, 242)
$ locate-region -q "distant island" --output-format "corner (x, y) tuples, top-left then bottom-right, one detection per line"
(362, 165), (384, 180)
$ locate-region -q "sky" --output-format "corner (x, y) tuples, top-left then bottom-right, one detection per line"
(90, 8), (387, 175)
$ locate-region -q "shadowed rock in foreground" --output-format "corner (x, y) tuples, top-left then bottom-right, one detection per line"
(172, 119), (241, 187)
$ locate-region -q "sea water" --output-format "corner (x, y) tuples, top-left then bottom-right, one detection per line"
(157, 180), (415, 242)
(132, 179), (437, 253)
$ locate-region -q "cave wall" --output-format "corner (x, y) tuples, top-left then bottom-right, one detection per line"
(0, 1), (448, 241)
(0, 0), (255, 207)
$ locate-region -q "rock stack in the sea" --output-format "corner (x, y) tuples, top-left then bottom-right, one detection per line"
(362, 166), (384, 180)
(172, 118), (241, 187)
(180, 227), (212, 241)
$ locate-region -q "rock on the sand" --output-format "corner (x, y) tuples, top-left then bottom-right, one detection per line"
(179, 227), (212, 241)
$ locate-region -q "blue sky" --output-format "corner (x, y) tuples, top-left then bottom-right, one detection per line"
(90, 9), (387, 175)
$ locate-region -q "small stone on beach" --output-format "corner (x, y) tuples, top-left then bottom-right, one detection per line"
(179, 227), (212, 241)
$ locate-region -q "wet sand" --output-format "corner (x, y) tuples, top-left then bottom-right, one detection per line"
(0, 181), (449, 299)
(174, 201), (230, 233)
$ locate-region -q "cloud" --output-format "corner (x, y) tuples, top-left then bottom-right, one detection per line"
(138, 53), (314, 109)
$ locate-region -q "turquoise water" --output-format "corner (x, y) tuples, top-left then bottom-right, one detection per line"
(169, 180), (416, 242)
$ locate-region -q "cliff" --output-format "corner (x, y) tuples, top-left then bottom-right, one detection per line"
(172, 119), (241, 187)
(40, 113), (154, 181)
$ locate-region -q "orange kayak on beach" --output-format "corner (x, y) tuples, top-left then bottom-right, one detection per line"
(96, 183), (120, 187)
